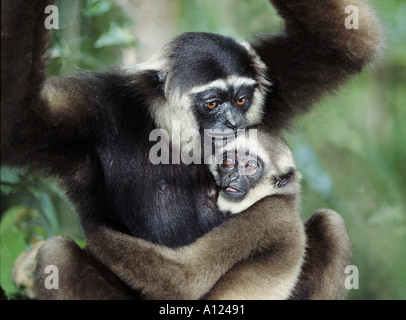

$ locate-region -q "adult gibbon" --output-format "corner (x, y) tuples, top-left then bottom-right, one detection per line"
(2, 0), (381, 299)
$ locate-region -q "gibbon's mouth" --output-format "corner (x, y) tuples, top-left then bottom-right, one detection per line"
(223, 186), (246, 199)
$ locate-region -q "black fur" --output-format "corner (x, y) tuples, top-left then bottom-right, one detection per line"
(167, 32), (258, 91)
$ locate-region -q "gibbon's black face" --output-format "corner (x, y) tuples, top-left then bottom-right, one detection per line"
(191, 79), (257, 132)
(151, 33), (270, 138)
(218, 152), (264, 200)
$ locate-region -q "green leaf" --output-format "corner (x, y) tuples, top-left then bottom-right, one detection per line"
(0, 206), (29, 297)
(94, 23), (135, 48)
(83, 0), (112, 17)
(35, 194), (60, 236)
(0, 167), (22, 184)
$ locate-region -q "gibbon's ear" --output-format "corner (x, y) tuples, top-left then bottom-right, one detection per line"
(155, 71), (167, 90)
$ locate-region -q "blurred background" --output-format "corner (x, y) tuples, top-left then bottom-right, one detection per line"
(1, 0), (405, 299)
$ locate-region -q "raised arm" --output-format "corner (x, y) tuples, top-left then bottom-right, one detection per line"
(1, 1), (99, 172)
(252, 0), (383, 129)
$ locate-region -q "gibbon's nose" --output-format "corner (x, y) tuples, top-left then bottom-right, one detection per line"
(226, 115), (243, 130)
(221, 170), (239, 189)
(229, 170), (239, 182)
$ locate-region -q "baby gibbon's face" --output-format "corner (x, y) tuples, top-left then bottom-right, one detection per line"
(217, 153), (264, 200)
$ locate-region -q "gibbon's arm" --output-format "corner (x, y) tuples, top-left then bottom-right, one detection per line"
(85, 194), (299, 300)
(205, 201), (305, 300)
(206, 209), (353, 300)
(253, 0), (383, 130)
(27, 207), (350, 300)
(30, 237), (138, 300)
(1, 1), (99, 172)
(290, 209), (353, 300)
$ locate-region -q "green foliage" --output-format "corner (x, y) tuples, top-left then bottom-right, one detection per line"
(0, 207), (31, 298)
(47, 0), (135, 75)
(177, 0), (280, 40)
(0, 168), (85, 298)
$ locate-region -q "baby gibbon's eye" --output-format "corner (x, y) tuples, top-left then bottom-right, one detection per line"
(244, 159), (258, 172)
(206, 101), (218, 109)
(222, 157), (235, 168)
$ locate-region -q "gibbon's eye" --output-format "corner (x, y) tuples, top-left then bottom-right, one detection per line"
(206, 101), (218, 109)
(222, 157), (235, 168)
(236, 97), (247, 106)
(244, 159), (258, 172)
